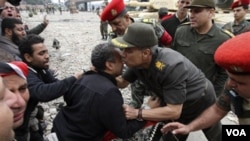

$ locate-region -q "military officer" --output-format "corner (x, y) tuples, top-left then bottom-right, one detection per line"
(112, 22), (222, 141)
(171, 0), (233, 97)
(222, 0), (250, 35)
(100, 0), (172, 110)
(161, 31), (250, 136)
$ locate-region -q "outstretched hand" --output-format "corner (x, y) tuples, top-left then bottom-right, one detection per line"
(43, 15), (49, 26)
(161, 122), (191, 135)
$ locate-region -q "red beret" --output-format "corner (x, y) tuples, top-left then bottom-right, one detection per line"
(101, 0), (126, 21)
(214, 32), (250, 74)
(231, 0), (250, 9)
(0, 61), (28, 79)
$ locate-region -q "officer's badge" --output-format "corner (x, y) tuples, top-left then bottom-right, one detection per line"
(155, 61), (165, 71)
(111, 9), (117, 17)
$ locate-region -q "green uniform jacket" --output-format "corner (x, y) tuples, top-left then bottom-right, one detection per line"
(172, 24), (232, 96)
(222, 19), (250, 35)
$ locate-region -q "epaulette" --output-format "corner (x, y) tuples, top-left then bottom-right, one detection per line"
(179, 22), (191, 26)
(222, 29), (235, 38)
(141, 18), (156, 26)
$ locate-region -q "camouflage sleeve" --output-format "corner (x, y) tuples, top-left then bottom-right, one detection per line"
(154, 24), (172, 47)
(154, 24), (165, 38)
(216, 92), (231, 112)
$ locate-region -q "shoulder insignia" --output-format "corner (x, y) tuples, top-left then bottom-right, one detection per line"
(222, 29), (235, 38)
(179, 22), (191, 26)
(155, 61), (165, 71)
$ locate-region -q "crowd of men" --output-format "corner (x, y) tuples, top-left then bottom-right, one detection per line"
(1, 0), (250, 141)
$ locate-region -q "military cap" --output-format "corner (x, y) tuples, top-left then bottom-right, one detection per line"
(0, 61), (28, 79)
(214, 32), (250, 74)
(184, 0), (215, 8)
(100, 0), (127, 21)
(111, 22), (157, 48)
(231, 0), (249, 9)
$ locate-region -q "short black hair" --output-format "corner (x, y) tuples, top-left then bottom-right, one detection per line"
(91, 43), (116, 72)
(1, 17), (23, 35)
(242, 5), (249, 10)
(19, 34), (44, 63)
(158, 7), (168, 19)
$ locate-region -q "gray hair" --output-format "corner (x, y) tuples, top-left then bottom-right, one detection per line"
(91, 43), (117, 72)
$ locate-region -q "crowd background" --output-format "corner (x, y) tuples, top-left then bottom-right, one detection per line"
(18, 8), (241, 140)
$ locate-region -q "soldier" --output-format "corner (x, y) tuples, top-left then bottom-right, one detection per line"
(100, 0), (172, 47)
(172, 0), (233, 97)
(161, 31), (250, 136)
(101, 0), (172, 111)
(112, 22), (221, 141)
(97, 4), (108, 40)
(222, 0), (250, 35)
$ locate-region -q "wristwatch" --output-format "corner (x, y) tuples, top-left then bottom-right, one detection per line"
(136, 108), (144, 121)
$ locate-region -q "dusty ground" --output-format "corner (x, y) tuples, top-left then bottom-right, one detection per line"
(21, 10), (240, 141)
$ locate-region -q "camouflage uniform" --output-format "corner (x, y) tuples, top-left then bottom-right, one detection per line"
(218, 89), (250, 124)
(222, 19), (250, 35)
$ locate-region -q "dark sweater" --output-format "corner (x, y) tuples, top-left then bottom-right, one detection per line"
(53, 71), (145, 141)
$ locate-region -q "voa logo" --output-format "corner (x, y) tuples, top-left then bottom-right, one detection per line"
(226, 129), (247, 136)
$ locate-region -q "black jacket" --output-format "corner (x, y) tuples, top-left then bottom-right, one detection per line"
(53, 71), (145, 141)
(15, 67), (77, 141)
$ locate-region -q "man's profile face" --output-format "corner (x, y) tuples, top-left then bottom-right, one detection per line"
(27, 43), (50, 70)
(227, 71), (250, 99)
(233, 6), (247, 21)
(108, 15), (130, 36)
(11, 23), (26, 45)
(120, 47), (148, 68)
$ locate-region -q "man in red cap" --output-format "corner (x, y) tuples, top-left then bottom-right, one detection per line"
(0, 61), (30, 140)
(161, 31), (250, 136)
(101, 0), (172, 47)
(222, 0), (250, 35)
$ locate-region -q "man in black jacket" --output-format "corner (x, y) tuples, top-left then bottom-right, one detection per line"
(53, 43), (145, 141)
(17, 34), (83, 141)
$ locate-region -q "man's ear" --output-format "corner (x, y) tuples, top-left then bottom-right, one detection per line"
(4, 28), (12, 36)
(105, 61), (113, 71)
(24, 53), (32, 63)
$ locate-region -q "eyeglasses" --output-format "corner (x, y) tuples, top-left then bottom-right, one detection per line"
(180, 0), (190, 5)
